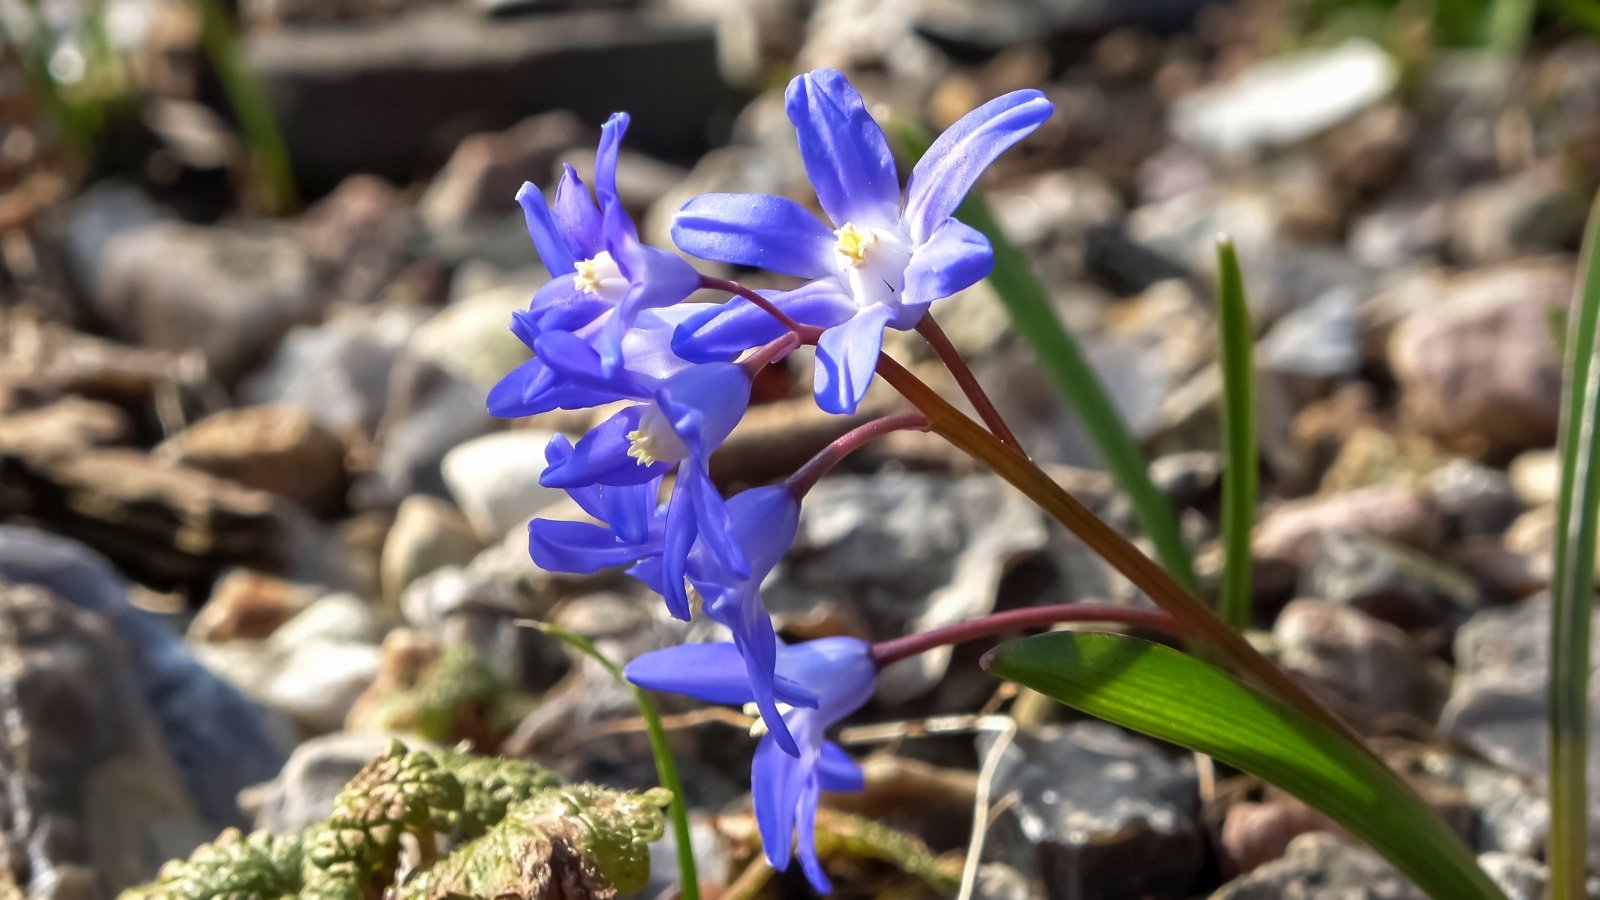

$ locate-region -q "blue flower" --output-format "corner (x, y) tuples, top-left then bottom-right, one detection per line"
(527, 434), (664, 582)
(670, 68), (1052, 414)
(491, 111), (703, 409)
(626, 636), (876, 893)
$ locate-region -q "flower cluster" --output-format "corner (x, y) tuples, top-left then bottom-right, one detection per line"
(491, 69), (1050, 892)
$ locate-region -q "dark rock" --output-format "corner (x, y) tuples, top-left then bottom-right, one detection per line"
(1299, 532), (1482, 634)
(418, 111), (590, 230)
(97, 223), (322, 384)
(0, 527), (291, 830)
(369, 355), (499, 501)
(980, 722), (1202, 900)
(1210, 832), (1424, 899)
(248, 6), (728, 188)
(155, 404), (350, 515)
(1273, 599), (1445, 725)
(0, 582), (211, 894)
(237, 305), (427, 439)
(1219, 797), (1334, 876)
(1427, 459), (1524, 540)
(1450, 164), (1588, 265)
(1387, 259), (1572, 460)
(295, 174), (416, 305)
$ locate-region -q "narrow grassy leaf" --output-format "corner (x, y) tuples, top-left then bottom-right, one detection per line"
(1215, 237), (1257, 630)
(1549, 190), (1600, 900)
(194, 0), (298, 214)
(524, 621), (700, 900)
(888, 120), (1198, 593)
(985, 632), (1506, 900)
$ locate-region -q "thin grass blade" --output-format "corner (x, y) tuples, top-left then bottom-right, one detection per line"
(1549, 190), (1600, 899)
(888, 120), (1198, 592)
(1215, 237), (1257, 630)
(985, 632), (1506, 900)
(194, 0), (298, 214)
(523, 621), (701, 900)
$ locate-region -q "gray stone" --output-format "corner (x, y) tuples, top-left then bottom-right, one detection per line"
(418, 111), (590, 231)
(408, 278), (541, 395)
(1427, 459), (1524, 540)
(1172, 39), (1399, 157)
(370, 355), (500, 501)
(97, 222), (322, 384)
(1209, 832), (1424, 899)
(980, 722), (1202, 900)
(441, 430), (566, 542)
(1260, 288), (1361, 382)
(59, 181), (165, 304)
(248, 6), (728, 188)
(1299, 532), (1482, 633)
(1273, 599), (1444, 725)
(1450, 164), (1588, 265)
(380, 495), (483, 605)
(766, 473), (1050, 702)
(242, 731), (402, 835)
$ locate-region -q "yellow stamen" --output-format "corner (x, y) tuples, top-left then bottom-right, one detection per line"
(626, 428), (656, 465)
(833, 222), (877, 268)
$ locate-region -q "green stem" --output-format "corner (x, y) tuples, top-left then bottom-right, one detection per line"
(1215, 237), (1258, 630)
(193, 0), (298, 214)
(526, 623), (701, 900)
(1549, 191), (1600, 900)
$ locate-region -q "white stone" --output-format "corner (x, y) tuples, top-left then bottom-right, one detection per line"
(442, 430), (566, 541)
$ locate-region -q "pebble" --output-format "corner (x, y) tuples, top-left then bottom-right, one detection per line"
(155, 404), (351, 515)
(441, 430), (566, 542)
(379, 494), (483, 605)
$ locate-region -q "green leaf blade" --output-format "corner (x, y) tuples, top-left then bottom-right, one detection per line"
(1215, 237), (1258, 631)
(985, 632), (1505, 900)
(1549, 190), (1600, 899)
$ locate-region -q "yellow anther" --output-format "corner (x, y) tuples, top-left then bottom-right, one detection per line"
(626, 428), (657, 465)
(833, 223), (877, 268)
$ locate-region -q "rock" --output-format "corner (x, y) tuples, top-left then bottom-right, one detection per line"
(1259, 288), (1361, 383)
(1299, 532), (1481, 634)
(295, 174), (415, 305)
(1255, 486), (1445, 570)
(248, 6), (727, 188)
(272, 591), (380, 647)
(1413, 749), (1546, 858)
(58, 180), (165, 304)
(1210, 832), (1424, 899)
(370, 355), (499, 501)
(1220, 797), (1334, 876)
(97, 222), (322, 384)
(1450, 164), (1588, 265)
(765, 473), (1050, 701)
(0, 582), (211, 894)
(1387, 259), (1573, 459)
(155, 404), (350, 515)
(0, 397), (132, 453)
(441, 430), (565, 542)
(1172, 39), (1399, 157)
(1273, 599), (1445, 725)
(1348, 195), (1452, 270)
(241, 731), (400, 835)
(407, 277), (540, 394)
(1508, 448), (1560, 508)
(980, 722), (1202, 900)
(419, 111), (589, 230)
(379, 495), (483, 605)
(1087, 279), (1213, 442)
(0, 527), (293, 829)
(187, 568), (315, 644)
(1426, 459), (1524, 540)
(0, 440), (288, 587)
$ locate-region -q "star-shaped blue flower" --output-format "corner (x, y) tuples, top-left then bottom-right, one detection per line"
(527, 434), (664, 581)
(626, 636), (876, 893)
(670, 68), (1052, 414)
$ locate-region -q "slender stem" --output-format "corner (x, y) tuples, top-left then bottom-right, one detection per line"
(786, 412), (930, 496)
(871, 604), (1183, 668)
(699, 275), (823, 343)
(1215, 237), (1258, 631)
(916, 314), (1024, 452)
(870, 351), (1366, 747)
(741, 332), (799, 376)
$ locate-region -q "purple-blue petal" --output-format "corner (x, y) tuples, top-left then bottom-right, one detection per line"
(795, 779), (831, 893)
(487, 356), (618, 417)
(721, 485), (801, 578)
(599, 476), (660, 546)
(814, 304), (893, 415)
(539, 406), (668, 489)
(681, 466), (749, 579)
(660, 487), (698, 621)
(528, 519), (653, 574)
(817, 742), (864, 792)
(671, 282), (858, 363)
(655, 362), (751, 457)
(594, 112), (629, 214)
(752, 733), (806, 874)
(671, 193), (836, 279)
(624, 642), (756, 705)
(516, 182), (576, 276)
(903, 89), (1053, 244)
(785, 69), (901, 230)
(901, 217), (993, 309)
(531, 330), (650, 401)
(553, 164), (603, 260)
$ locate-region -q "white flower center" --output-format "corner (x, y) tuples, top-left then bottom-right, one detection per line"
(625, 405), (689, 466)
(832, 222), (911, 309)
(573, 251), (628, 302)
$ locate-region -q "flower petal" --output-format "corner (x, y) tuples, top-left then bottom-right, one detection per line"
(817, 741), (865, 792)
(594, 112), (629, 213)
(528, 519), (651, 574)
(516, 182), (576, 276)
(795, 779), (832, 893)
(531, 330), (650, 400)
(682, 465), (748, 579)
(553, 164), (603, 260)
(655, 362), (751, 457)
(900, 217), (993, 310)
(486, 357), (617, 417)
(814, 303), (894, 415)
(903, 89), (1053, 244)
(671, 193), (836, 279)
(785, 69), (901, 230)
(672, 282), (858, 363)
(539, 406), (668, 489)
(726, 596), (800, 756)
(751, 733), (807, 874)
(623, 642), (755, 705)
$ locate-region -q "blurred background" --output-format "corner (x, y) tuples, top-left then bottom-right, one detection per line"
(3, 0), (1600, 897)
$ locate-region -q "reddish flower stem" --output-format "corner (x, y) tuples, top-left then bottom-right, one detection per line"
(786, 412), (931, 497)
(699, 275), (824, 344)
(915, 314), (1024, 453)
(871, 604), (1184, 668)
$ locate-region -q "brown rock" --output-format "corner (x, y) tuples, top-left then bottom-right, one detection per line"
(1274, 599), (1446, 725)
(418, 111), (589, 229)
(1220, 798), (1334, 875)
(1254, 485), (1445, 568)
(1387, 259), (1573, 460)
(156, 404), (349, 515)
(187, 569), (314, 643)
(0, 398), (131, 454)
(378, 495), (480, 605)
